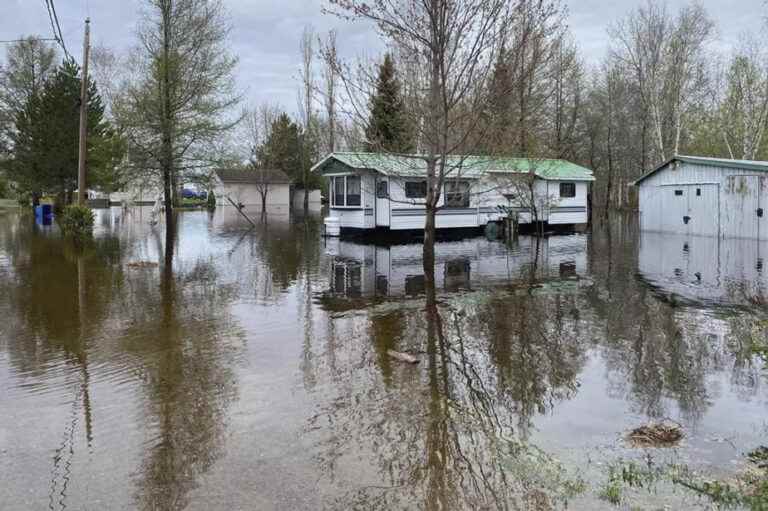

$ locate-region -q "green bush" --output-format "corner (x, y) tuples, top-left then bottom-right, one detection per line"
(206, 191), (216, 211)
(60, 204), (95, 239)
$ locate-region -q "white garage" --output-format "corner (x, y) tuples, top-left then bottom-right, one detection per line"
(634, 155), (768, 239)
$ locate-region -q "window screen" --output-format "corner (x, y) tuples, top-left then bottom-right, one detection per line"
(405, 181), (427, 198)
(445, 180), (470, 208)
(333, 177), (345, 206)
(559, 182), (576, 198)
(346, 176), (361, 206)
(376, 181), (388, 198)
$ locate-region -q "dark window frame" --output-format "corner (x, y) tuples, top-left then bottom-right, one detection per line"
(559, 182), (576, 198)
(405, 180), (427, 199)
(376, 180), (389, 199)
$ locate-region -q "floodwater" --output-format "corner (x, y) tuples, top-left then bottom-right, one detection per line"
(0, 207), (766, 510)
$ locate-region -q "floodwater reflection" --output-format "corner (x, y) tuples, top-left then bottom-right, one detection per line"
(0, 209), (766, 510)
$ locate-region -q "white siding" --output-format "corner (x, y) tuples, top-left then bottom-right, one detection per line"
(330, 171), (591, 231)
(215, 182), (290, 208)
(638, 161), (767, 239)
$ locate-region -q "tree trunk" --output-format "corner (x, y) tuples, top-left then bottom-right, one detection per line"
(423, 202), (436, 285)
(161, 1), (174, 233)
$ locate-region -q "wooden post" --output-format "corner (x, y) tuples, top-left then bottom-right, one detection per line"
(77, 18), (91, 206)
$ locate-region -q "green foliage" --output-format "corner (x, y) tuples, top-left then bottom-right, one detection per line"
(59, 204), (95, 239)
(364, 54), (414, 153)
(6, 58), (123, 203)
(256, 112), (322, 190)
(206, 191), (216, 211)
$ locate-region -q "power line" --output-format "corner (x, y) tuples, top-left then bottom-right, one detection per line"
(42, 0), (70, 60)
(0, 38), (58, 44)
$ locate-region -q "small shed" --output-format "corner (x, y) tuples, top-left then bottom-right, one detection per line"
(634, 155), (768, 239)
(214, 168), (291, 208)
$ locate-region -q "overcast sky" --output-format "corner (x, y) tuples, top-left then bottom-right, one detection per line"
(3, 0), (766, 113)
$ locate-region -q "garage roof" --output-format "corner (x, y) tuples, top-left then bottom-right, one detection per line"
(634, 155), (768, 185)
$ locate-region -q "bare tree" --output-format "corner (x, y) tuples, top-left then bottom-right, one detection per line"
(298, 25), (316, 213)
(319, 30), (339, 154)
(327, 0), (514, 268)
(117, 0), (240, 233)
(720, 33), (768, 160)
(0, 37), (57, 149)
(244, 103), (281, 211)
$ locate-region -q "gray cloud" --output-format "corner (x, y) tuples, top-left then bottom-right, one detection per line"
(3, 0), (765, 113)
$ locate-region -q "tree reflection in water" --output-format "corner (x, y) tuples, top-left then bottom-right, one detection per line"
(310, 244), (586, 509)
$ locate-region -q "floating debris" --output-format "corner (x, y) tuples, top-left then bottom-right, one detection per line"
(127, 261), (159, 268)
(387, 350), (419, 364)
(627, 422), (684, 447)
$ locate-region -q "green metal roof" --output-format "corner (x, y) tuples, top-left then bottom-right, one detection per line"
(312, 152), (595, 181)
(634, 155), (768, 185)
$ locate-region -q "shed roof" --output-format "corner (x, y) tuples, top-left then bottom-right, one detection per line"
(312, 152), (595, 181)
(216, 168), (292, 184)
(634, 155), (768, 185)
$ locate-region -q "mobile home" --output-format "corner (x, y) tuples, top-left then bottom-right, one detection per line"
(311, 152), (594, 234)
(635, 155), (768, 239)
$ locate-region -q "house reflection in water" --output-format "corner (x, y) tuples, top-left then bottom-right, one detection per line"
(638, 231), (768, 306)
(324, 234), (589, 299)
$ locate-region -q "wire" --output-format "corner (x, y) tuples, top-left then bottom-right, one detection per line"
(42, 0), (70, 60)
(0, 38), (58, 44)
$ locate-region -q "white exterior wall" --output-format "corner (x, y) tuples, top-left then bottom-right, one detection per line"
(215, 182), (290, 208)
(387, 176), (480, 231)
(329, 171), (590, 231)
(477, 178), (589, 225)
(638, 161), (768, 239)
(328, 172), (376, 229)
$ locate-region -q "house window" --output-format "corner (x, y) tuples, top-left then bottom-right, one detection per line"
(333, 177), (345, 206)
(674, 189), (683, 196)
(376, 180), (388, 198)
(696, 188), (701, 196)
(405, 180), (427, 199)
(445, 180), (470, 208)
(331, 175), (362, 207)
(559, 182), (576, 198)
(346, 176), (361, 206)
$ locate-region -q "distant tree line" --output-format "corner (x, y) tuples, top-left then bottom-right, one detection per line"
(1, 0), (766, 221)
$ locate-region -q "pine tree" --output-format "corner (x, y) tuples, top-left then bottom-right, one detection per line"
(365, 54), (413, 153)
(8, 59), (119, 205)
(257, 113), (303, 181)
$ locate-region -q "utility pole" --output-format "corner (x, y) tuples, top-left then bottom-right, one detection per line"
(77, 18), (91, 206)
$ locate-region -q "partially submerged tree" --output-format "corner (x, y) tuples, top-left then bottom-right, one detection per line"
(7, 59), (120, 207)
(118, 0), (239, 231)
(328, 0), (514, 269)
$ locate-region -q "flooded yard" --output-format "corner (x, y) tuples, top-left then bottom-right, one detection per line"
(1, 207), (766, 510)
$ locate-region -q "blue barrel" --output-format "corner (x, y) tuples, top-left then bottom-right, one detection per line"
(35, 204), (53, 225)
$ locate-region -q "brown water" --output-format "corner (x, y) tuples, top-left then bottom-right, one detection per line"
(0, 207), (766, 510)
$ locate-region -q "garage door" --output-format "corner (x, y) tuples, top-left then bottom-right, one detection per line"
(659, 184), (719, 237)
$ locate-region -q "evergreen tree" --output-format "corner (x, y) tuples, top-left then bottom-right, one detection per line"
(481, 47), (515, 154)
(257, 112), (322, 190)
(7, 59), (120, 205)
(364, 54), (413, 153)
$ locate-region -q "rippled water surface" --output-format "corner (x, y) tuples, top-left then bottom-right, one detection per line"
(0, 207), (766, 510)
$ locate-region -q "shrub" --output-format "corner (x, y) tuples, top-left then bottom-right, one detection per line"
(60, 204), (95, 239)
(206, 191), (216, 211)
